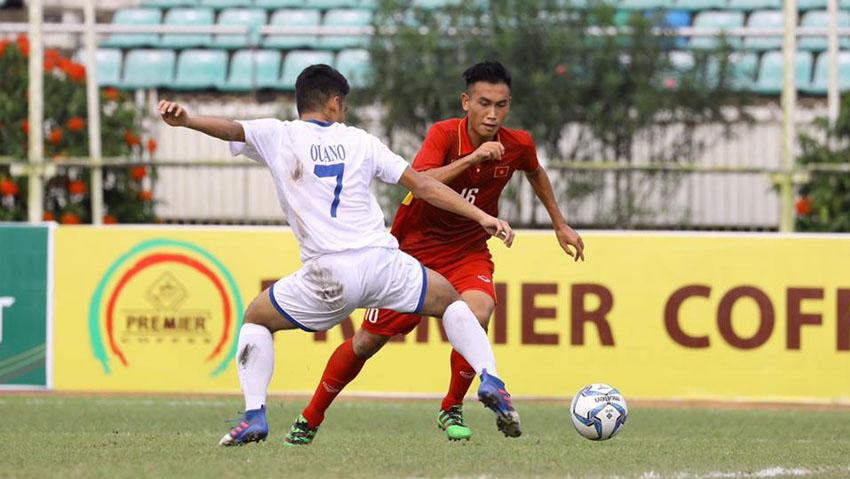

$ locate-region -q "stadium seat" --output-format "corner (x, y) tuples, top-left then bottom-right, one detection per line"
(799, 10), (850, 51)
(263, 9), (321, 49)
(306, 0), (360, 8)
(688, 11), (744, 50)
(843, 0), (850, 9)
(729, 52), (759, 90)
(221, 49), (282, 91)
(752, 50), (813, 95)
(74, 48), (123, 87)
(802, 51), (850, 94)
(253, 0), (303, 8)
(318, 9), (373, 50)
(726, 0), (780, 9)
(173, 49), (228, 90)
(160, 8), (215, 49)
(672, 0), (727, 11)
(335, 48), (371, 87)
(797, 0), (827, 10)
(200, 0), (250, 8)
(742, 10), (783, 51)
(120, 49), (176, 89)
(359, 0), (379, 10)
(102, 8), (161, 48)
(412, 0), (463, 9)
(620, 0), (673, 10)
(279, 50), (334, 90)
(140, 0), (198, 7)
(213, 8), (267, 48)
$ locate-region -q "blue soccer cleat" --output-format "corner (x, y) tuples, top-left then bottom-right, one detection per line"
(218, 405), (269, 446)
(477, 370), (522, 438)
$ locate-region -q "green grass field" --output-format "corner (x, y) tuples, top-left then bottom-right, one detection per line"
(1, 395), (849, 479)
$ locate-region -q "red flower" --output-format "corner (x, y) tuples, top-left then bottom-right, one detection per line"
(64, 62), (86, 83)
(124, 130), (140, 147)
(21, 120), (29, 135)
(147, 138), (158, 154)
(103, 214), (118, 224)
(0, 39), (9, 59)
(139, 190), (153, 202)
(663, 77), (678, 89)
(0, 178), (19, 197)
(104, 87), (120, 101)
(15, 35), (29, 57)
(60, 212), (82, 224)
(43, 211), (55, 221)
(44, 49), (62, 71)
(555, 64), (568, 77)
(130, 166), (147, 182)
(67, 116), (85, 132)
(68, 180), (87, 196)
(49, 128), (63, 145)
(795, 196), (813, 216)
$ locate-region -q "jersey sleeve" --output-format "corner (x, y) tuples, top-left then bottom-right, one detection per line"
(520, 133), (540, 172)
(412, 124), (452, 171)
(370, 134), (410, 184)
(228, 118), (282, 165)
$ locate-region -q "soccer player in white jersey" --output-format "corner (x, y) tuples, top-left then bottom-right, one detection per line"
(158, 64), (521, 446)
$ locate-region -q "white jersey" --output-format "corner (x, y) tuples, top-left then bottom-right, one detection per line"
(230, 118), (410, 262)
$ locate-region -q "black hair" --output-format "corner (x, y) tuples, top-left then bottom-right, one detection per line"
(463, 61), (512, 90)
(295, 64), (351, 115)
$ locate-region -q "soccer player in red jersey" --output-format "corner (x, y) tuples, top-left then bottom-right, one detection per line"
(284, 61), (584, 445)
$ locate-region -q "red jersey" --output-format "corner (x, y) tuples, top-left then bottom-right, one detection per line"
(390, 117), (539, 268)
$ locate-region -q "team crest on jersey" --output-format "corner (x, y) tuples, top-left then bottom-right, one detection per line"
(494, 165), (510, 178)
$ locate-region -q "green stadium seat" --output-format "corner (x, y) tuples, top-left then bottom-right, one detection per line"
(413, 0), (463, 9)
(173, 49), (228, 90)
(742, 10), (782, 51)
(688, 11), (744, 50)
(672, 0), (727, 11)
(335, 48), (371, 87)
(74, 48), (123, 87)
(253, 0), (303, 8)
(620, 0), (674, 10)
(359, 0), (379, 10)
(160, 8), (215, 49)
(121, 49), (175, 89)
(279, 50), (334, 90)
(200, 0), (250, 7)
(263, 9), (321, 49)
(318, 9), (373, 50)
(726, 0), (780, 10)
(802, 51), (850, 94)
(753, 50), (813, 95)
(729, 52), (759, 90)
(306, 0), (360, 8)
(102, 8), (161, 48)
(213, 8), (267, 48)
(843, 0), (850, 9)
(221, 49), (282, 91)
(140, 0), (198, 7)
(798, 0), (826, 10)
(799, 10), (850, 51)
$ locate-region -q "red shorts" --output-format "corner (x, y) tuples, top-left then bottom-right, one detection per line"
(361, 256), (495, 336)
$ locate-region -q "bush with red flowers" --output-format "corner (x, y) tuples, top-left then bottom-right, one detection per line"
(0, 35), (158, 223)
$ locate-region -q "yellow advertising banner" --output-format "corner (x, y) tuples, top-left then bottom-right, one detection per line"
(54, 227), (850, 402)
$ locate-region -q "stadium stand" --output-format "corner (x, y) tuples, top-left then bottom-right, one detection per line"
(335, 48), (371, 87)
(752, 50), (813, 94)
(221, 49), (282, 90)
(160, 7), (215, 49)
(688, 10), (745, 49)
(121, 49), (176, 89)
(799, 10), (850, 51)
(280, 50), (335, 90)
(802, 51), (850, 94)
(742, 9), (783, 51)
(173, 48), (228, 89)
(102, 8), (161, 48)
(263, 9), (321, 49)
(318, 8), (373, 50)
(212, 7), (266, 48)
(74, 48), (124, 87)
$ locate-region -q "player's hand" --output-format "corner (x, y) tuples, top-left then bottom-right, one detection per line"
(158, 100), (190, 127)
(556, 223), (584, 261)
(480, 216), (514, 247)
(470, 141), (505, 164)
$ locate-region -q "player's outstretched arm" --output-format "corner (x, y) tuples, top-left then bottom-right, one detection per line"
(399, 167), (514, 247)
(157, 100), (245, 142)
(525, 166), (585, 261)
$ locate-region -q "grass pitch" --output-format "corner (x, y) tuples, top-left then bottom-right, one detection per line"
(1, 395), (849, 479)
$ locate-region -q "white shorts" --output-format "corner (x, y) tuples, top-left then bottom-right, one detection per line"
(268, 247), (427, 332)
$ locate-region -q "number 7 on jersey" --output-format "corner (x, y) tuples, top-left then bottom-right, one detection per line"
(313, 163), (345, 218)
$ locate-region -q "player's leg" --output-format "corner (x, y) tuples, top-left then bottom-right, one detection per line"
(419, 268), (521, 437)
(219, 288), (299, 446)
(287, 309), (418, 446)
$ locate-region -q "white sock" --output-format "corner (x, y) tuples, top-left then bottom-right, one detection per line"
(441, 300), (498, 377)
(236, 323), (274, 411)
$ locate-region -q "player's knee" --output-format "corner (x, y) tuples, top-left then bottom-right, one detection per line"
(472, 305), (493, 330)
(352, 330), (388, 359)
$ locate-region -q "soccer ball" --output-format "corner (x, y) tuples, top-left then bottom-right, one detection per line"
(570, 383), (628, 441)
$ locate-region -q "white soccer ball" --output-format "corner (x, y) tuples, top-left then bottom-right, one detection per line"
(570, 383), (628, 441)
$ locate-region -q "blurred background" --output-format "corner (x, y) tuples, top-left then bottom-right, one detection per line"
(1, 0), (848, 232)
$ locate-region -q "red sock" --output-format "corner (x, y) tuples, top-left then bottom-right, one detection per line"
(302, 338), (366, 428)
(440, 349), (477, 411)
